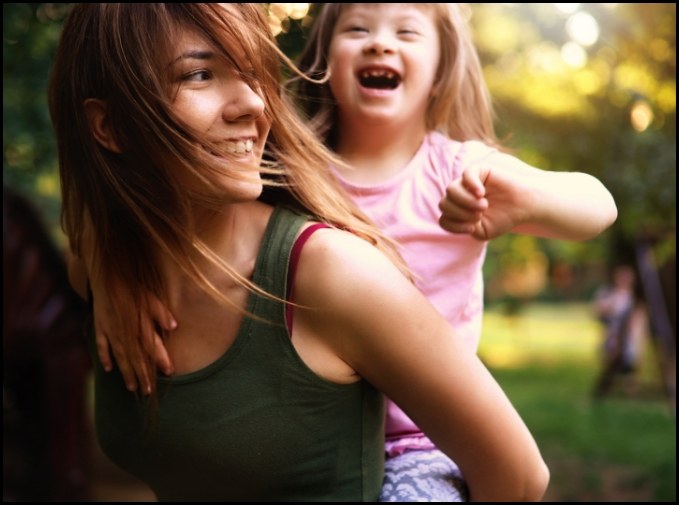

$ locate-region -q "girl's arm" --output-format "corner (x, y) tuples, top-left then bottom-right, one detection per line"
(70, 238), (175, 393)
(439, 152), (617, 241)
(294, 230), (550, 502)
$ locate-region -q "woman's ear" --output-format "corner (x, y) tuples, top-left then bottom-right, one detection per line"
(83, 98), (122, 153)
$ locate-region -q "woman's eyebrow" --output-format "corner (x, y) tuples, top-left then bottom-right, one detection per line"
(169, 50), (215, 66)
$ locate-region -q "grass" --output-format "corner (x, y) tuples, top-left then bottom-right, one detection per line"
(479, 303), (676, 502)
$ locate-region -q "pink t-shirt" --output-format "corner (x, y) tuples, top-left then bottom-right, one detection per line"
(333, 131), (498, 456)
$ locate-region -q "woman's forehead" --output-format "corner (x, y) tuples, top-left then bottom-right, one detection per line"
(173, 29), (210, 53)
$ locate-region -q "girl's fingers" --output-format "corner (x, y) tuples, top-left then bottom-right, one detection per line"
(154, 334), (174, 376)
(149, 294), (177, 332)
(95, 330), (113, 372)
(462, 164), (486, 198)
(147, 293), (176, 376)
(439, 215), (478, 235)
(108, 339), (140, 392)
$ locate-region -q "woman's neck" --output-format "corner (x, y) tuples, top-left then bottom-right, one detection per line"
(162, 200), (273, 290)
(195, 201), (270, 254)
(160, 200), (275, 375)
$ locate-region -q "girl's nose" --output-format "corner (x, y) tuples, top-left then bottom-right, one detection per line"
(223, 79), (265, 123)
(362, 34), (395, 56)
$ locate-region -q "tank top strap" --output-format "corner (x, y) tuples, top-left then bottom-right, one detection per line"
(285, 223), (331, 334)
(250, 206), (310, 322)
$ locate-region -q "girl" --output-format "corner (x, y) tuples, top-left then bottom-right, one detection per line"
(288, 3), (616, 501)
(52, 3), (548, 502)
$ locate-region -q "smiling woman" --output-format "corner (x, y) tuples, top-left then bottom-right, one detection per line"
(50, 4), (392, 501)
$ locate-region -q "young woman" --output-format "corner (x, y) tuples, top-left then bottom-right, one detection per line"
(50, 3), (548, 502)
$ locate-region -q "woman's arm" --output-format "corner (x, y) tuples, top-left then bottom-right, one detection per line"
(295, 230), (550, 502)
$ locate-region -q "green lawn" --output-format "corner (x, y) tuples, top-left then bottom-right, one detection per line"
(479, 303), (676, 502)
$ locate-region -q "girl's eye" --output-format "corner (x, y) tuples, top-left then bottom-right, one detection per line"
(184, 69), (212, 82)
(398, 29), (419, 36)
(347, 26), (368, 33)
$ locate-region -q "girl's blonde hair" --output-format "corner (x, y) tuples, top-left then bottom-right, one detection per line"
(49, 3), (409, 393)
(289, 3), (499, 148)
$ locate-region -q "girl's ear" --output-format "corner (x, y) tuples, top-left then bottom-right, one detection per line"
(83, 98), (122, 153)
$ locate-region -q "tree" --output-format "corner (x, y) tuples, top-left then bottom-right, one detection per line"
(4, 3), (675, 299)
(3, 3), (72, 243)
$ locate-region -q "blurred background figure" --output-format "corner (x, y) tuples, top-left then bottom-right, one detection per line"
(3, 185), (92, 501)
(592, 264), (647, 397)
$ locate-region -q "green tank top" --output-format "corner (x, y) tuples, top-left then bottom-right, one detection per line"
(94, 206), (385, 501)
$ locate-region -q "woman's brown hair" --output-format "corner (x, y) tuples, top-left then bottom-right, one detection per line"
(49, 3), (408, 394)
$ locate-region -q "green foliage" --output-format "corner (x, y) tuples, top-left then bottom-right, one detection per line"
(467, 3), (676, 300)
(491, 363), (676, 501)
(480, 303), (676, 501)
(4, 3), (676, 287)
(472, 3), (676, 273)
(3, 3), (72, 238)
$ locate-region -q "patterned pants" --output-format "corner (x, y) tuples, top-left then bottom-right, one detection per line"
(379, 449), (469, 502)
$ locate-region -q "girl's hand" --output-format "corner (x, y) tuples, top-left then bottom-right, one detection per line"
(94, 289), (176, 394)
(438, 161), (530, 241)
(440, 152), (617, 241)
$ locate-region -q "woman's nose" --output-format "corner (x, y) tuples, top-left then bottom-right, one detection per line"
(222, 79), (265, 123)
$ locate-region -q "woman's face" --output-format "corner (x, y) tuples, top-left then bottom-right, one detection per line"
(168, 26), (271, 202)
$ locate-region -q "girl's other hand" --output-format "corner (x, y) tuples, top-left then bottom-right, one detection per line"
(95, 290), (176, 394)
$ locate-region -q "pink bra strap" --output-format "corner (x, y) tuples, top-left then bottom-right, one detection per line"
(286, 223), (330, 335)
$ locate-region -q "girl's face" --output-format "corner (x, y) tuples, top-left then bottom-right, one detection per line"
(169, 27), (270, 201)
(328, 4), (440, 132)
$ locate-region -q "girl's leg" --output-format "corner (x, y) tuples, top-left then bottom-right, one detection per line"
(379, 449), (468, 502)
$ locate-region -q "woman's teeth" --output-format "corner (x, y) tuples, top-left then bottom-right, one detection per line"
(225, 139), (254, 154)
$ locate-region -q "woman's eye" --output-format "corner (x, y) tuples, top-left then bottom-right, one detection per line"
(184, 69), (212, 82)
